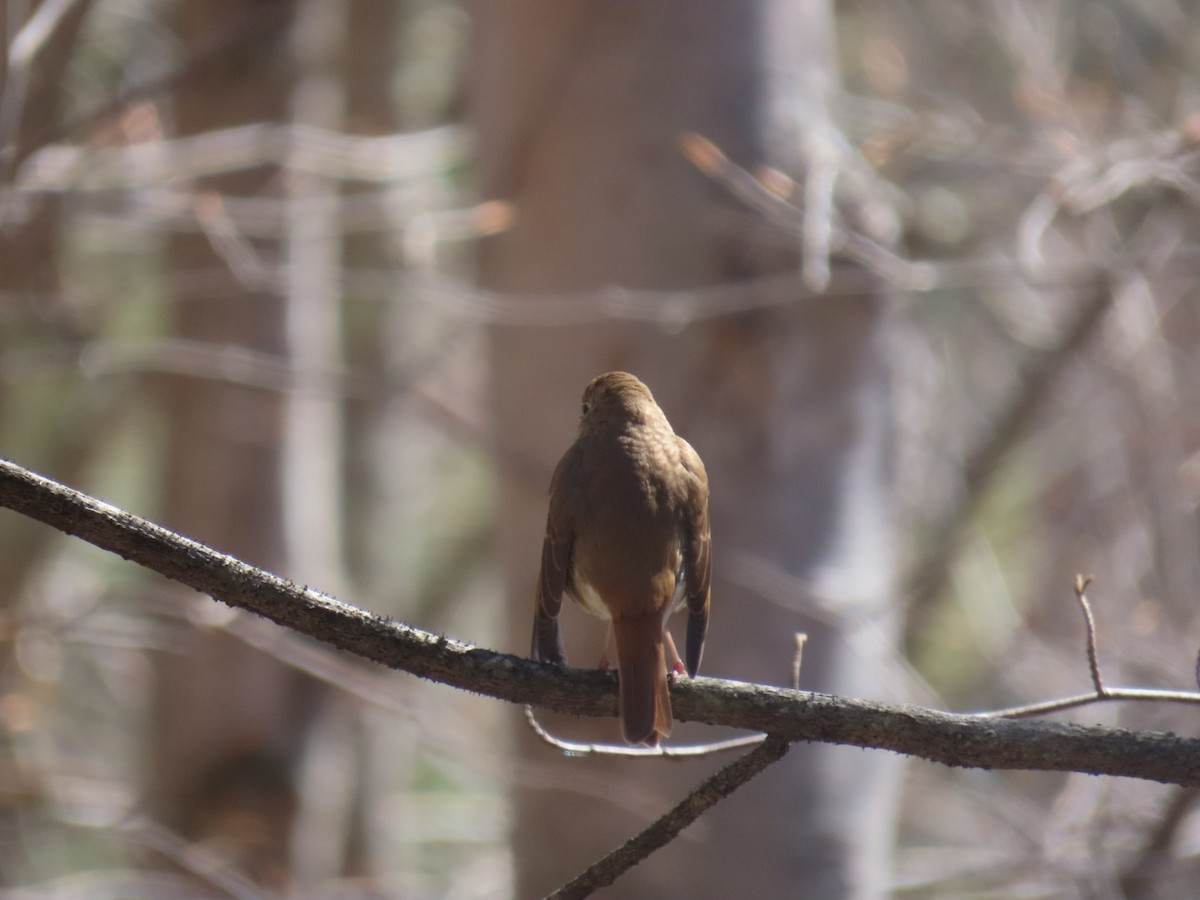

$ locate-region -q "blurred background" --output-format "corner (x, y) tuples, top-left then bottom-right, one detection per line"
(2, 1), (1200, 897)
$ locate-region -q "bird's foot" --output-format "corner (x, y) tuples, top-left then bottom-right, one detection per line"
(667, 659), (687, 684)
(664, 631), (688, 679)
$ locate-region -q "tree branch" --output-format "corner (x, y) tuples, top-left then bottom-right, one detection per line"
(3, 457), (1200, 787)
(547, 735), (793, 899)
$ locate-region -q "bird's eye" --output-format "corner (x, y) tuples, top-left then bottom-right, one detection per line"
(581, 402), (591, 417)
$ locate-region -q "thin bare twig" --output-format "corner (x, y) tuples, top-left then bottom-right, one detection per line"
(972, 687), (1200, 720)
(522, 625), (805, 758)
(118, 816), (269, 900)
(546, 735), (792, 900)
(801, 129), (837, 291)
(522, 705), (763, 758)
(18, 123), (463, 192)
(792, 632), (808, 690)
(1074, 574), (1104, 695)
(193, 191), (274, 290)
(0, 0), (92, 177)
(18, 3), (291, 163)
(1017, 127), (1200, 268)
(974, 576), (1200, 719)
(679, 131), (929, 291)
(522, 625), (770, 758)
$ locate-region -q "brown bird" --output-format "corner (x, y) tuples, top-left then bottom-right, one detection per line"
(532, 371), (711, 745)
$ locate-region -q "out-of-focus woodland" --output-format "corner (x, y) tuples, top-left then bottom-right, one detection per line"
(2, 1), (1200, 897)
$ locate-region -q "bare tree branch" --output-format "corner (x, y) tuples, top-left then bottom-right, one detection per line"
(3, 457), (1200, 787)
(1074, 574), (1104, 694)
(547, 735), (793, 900)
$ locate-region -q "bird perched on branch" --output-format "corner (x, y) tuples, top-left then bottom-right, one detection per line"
(531, 371), (711, 745)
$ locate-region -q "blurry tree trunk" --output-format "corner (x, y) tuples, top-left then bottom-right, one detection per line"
(282, 0), (349, 886)
(0, 1), (95, 883)
(473, 1), (900, 897)
(148, 1), (318, 890)
(0, 0), (96, 594)
(341, 0), (403, 582)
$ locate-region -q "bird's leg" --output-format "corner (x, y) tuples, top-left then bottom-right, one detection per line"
(664, 630), (687, 681)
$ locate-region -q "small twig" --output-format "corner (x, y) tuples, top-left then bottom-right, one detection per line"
(801, 130), (837, 292)
(545, 735), (792, 900)
(523, 581), (797, 760)
(680, 132), (800, 233)
(974, 576), (1200, 719)
(523, 706), (763, 758)
(19, 4), (292, 162)
(678, 131), (928, 291)
(972, 687), (1200, 720)
(0, 0), (91, 179)
(1074, 574), (1105, 695)
(193, 191), (274, 290)
(524, 627), (805, 755)
(1017, 126), (1200, 268)
(792, 632), (808, 690)
(118, 815), (268, 900)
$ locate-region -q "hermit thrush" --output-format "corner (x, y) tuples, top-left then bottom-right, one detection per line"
(531, 371), (711, 745)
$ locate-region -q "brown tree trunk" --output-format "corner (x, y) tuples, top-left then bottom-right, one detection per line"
(472, 1), (901, 896)
(148, 2), (318, 890)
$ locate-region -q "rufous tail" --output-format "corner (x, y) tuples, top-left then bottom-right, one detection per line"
(611, 615), (671, 745)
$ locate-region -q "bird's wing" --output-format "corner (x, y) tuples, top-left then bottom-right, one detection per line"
(678, 436), (711, 678)
(531, 456), (575, 665)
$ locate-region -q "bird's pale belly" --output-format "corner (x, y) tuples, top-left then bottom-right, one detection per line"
(572, 578), (612, 620)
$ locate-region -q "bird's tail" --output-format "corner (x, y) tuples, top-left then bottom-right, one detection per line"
(612, 614), (672, 745)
